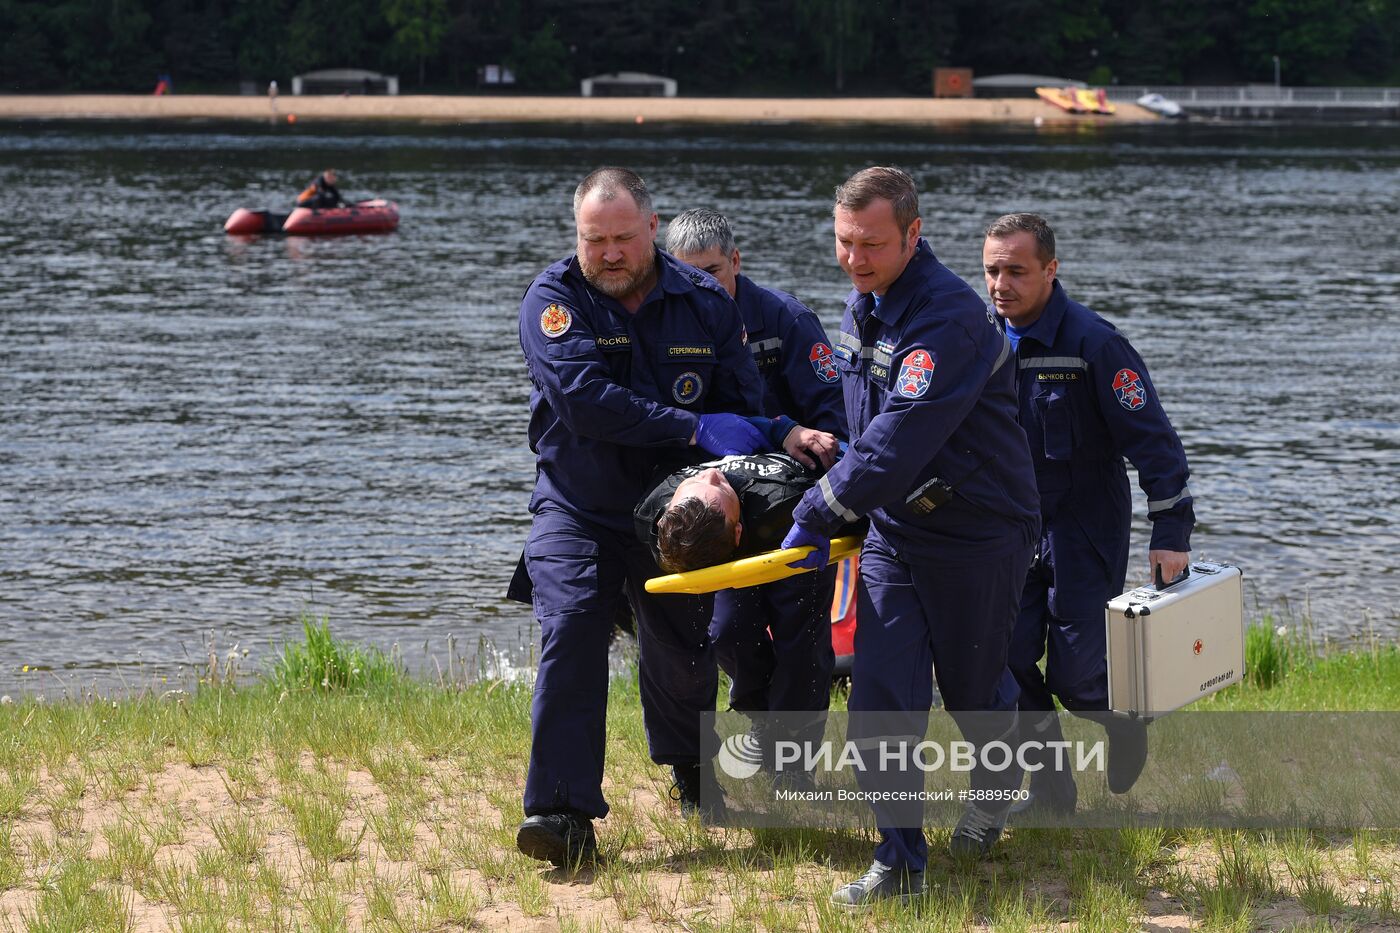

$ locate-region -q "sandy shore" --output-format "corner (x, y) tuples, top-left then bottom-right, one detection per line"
(0, 93), (1155, 125)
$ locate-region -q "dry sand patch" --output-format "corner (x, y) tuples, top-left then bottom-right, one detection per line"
(0, 94), (1156, 127)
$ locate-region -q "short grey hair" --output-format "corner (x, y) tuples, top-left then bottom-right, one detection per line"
(985, 212), (1057, 263)
(665, 208), (737, 256)
(573, 166), (654, 216)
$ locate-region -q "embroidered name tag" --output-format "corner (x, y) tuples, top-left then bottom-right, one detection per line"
(1037, 371), (1080, 382)
(667, 344), (715, 359)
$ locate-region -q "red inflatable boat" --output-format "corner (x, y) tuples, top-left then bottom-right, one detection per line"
(223, 199), (399, 236)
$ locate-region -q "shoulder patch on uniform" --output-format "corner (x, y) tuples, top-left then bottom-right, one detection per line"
(672, 371), (703, 405)
(809, 342), (839, 383)
(895, 349), (935, 399)
(539, 303), (573, 338)
(1112, 368), (1147, 410)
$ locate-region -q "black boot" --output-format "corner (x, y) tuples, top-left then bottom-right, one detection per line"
(1010, 710), (1078, 817)
(669, 762), (729, 823)
(1106, 717), (1149, 794)
(516, 810), (598, 867)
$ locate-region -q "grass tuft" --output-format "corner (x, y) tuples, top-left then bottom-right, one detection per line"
(285, 794), (364, 864)
(1245, 618), (1299, 688)
(267, 614), (405, 694)
(211, 813), (264, 865)
(0, 823), (22, 893)
(22, 857), (132, 932)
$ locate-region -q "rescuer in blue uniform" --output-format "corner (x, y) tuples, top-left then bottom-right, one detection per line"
(783, 168), (1040, 907)
(982, 213), (1195, 813)
(666, 208), (848, 760)
(512, 168), (766, 867)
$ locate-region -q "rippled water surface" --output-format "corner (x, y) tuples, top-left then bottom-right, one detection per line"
(1, 120), (1397, 694)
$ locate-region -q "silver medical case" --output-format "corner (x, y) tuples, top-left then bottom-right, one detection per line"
(1105, 560), (1245, 720)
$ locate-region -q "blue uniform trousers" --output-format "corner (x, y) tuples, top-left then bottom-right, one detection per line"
(710, 565), (836, 741)
(523, 505), (717, 820)
(1009, 549), (1112, 769)
(848, 529), (1030, 872)
(1010, 549), (1110, 716)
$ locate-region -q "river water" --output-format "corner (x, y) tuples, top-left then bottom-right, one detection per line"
(1, 120), (1396, 695)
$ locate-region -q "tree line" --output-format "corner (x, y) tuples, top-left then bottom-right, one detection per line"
(2, 0), (1397, 95)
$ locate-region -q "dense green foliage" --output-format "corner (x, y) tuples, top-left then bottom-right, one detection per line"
(2, 0), (1398, 94)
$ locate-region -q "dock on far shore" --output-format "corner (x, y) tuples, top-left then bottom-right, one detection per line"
(1107, 84), (1400, 120)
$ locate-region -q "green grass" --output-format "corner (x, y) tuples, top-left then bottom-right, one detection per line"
(0, 616), (1394, 930)
(1245, 618), (1297, 689)
(19, 858), (132, 932)
(1208, 632), (1400, 710)
(267, 613), (406, 693)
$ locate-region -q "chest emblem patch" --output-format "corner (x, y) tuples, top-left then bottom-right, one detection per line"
(895, 349), (935, 399)
(539, 303), (572, 338)
(673, 371), (703, 405)
(809, 342), (839, 383)
(1112, 368), (1147, 411)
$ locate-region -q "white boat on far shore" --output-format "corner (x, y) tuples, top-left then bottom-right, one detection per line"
(1137, 92), (1185, 117)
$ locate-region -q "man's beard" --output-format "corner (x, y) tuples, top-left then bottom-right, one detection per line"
(581, 250), (655, 299)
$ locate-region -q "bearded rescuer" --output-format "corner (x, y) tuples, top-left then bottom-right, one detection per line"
(510, 167), (768, 868)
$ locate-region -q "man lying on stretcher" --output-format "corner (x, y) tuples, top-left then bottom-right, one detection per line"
(633, 416), (864, 573)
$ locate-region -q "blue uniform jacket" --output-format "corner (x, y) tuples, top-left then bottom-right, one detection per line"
(734, 274), (849, 438)
(520, 249), (765, 531)
(1013, 280), (1194, 616)
(791, 239), (1040, 562)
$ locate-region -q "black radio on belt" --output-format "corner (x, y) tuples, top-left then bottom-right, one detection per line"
(904, 475), (955, 515)
(902, 451), (998, 516)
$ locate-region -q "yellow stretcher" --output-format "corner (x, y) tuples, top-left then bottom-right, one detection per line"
(644, 535), (865, 595)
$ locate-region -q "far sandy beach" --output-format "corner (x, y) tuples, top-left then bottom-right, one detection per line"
(0, 94), (1155, 126)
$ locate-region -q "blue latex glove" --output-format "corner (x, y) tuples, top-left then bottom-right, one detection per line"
(781, 522), (830, 571)
(695, 413), (768, 457)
